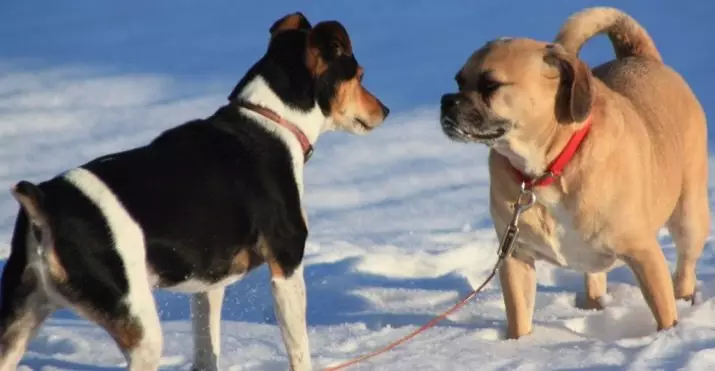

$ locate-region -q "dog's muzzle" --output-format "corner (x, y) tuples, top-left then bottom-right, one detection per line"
(440, 93), (505, 143)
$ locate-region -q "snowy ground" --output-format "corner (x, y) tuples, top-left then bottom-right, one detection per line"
(2, 1), (715, 370)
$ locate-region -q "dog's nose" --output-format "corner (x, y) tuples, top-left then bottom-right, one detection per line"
(380, 102), (390, 118)
(441, 93), (460, 110)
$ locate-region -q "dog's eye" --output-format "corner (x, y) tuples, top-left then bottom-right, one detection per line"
(477, 74), (502, 96)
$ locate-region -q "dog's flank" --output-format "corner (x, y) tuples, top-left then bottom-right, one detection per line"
(555, 7), (662, 62)
(64, 168), (163, 370)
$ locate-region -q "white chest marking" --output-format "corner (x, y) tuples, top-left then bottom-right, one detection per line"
(535, 204), (619, 272)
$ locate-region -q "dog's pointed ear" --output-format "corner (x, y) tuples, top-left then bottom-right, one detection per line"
(269, 12), (312, 41)
(544, 44), (594, 123)
(305, 21), (353, 76)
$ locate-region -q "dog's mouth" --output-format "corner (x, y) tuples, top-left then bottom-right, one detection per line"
(440, 116), (506, 142)
(355, 117), (372, 131)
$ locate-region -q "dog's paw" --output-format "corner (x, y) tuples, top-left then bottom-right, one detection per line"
(574, 292), (605, 311)
(676, 291), (699, 306)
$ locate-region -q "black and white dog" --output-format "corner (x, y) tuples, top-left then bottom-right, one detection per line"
(0, 12), (388, 371)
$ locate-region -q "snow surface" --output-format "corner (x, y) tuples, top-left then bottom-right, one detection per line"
(1, 0), (715, 370)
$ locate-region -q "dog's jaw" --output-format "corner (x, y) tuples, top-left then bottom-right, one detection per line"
(493, 139), (549, 178)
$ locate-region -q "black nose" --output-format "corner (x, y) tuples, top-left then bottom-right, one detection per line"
(380, 102), (390, 118)
(441, 93), (459, 110)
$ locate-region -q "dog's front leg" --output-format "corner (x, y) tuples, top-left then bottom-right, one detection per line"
(191, 288), (225, 371)
(499, 251), (536, 339)
(269, 260), (312, 371)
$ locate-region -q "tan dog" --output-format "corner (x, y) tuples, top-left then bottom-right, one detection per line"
(440, 7), (709, 339)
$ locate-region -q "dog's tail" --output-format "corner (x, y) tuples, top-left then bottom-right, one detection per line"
(554, 7), (662, 63)
(11, 181), (55, 261)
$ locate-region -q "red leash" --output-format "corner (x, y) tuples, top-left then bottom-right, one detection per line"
(323, 265), (501, 371)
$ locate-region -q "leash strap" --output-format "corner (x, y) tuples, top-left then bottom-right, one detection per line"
(323, 183), (537, 370)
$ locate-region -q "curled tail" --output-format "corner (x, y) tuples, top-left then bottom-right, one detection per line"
(555, 7), (662, 63)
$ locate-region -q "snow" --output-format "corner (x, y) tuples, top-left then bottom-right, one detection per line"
(1, 0), (715, 370)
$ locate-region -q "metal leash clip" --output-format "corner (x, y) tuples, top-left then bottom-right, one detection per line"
(497, 182), (537, 262)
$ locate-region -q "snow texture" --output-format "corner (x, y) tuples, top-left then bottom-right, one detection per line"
(1, 0), (715, 370)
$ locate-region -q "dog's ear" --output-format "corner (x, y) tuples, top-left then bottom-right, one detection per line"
(544, 45), (594, 123)
(269, 12), (311, 41)
(305, 21), (353, 76)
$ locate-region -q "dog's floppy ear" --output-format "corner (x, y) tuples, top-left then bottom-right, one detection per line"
(305, 21), (353, 76)
(269, 12), (312, 40)
(544, 44), (594, 123)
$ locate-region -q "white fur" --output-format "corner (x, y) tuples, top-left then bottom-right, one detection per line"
(493, 140), (548, 178)
(191, 288), (225, 371)
(271, 263), (312, 371)
(63, 168), (163, 370)
(236, 76), (329, 198)
(533, 203), (622, 272)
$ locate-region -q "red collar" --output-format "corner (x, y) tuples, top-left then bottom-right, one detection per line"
(235, 100), (314, 162)
(512, 118), (592, 188)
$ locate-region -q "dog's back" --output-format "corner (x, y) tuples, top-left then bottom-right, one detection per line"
(555, 7), (706, 170)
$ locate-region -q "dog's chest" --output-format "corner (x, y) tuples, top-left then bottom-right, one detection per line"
(522, 203), (619, 272)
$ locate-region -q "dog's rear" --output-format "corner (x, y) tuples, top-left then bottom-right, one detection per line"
(0, 182), (64, 371)
(557, 7), (710, 303)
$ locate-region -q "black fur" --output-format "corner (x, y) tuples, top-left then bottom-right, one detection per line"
(0, 25), (327, 325)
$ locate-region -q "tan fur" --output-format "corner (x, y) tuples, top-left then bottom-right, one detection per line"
(445, 7), (708, 339)
(555, 7), (662, 62)
(73, 305), (144, 351)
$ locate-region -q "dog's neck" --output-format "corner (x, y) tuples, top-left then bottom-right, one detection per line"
(494, 122), (589, 180)
(235, 76), (328, 148)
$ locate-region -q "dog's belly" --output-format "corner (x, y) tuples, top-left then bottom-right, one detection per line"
(158, 274), (246, 293)
(522, 206), (621, 273)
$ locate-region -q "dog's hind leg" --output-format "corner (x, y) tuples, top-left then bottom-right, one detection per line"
(0, 260), (55, 371)
(667, 172), (710, 304)
(0, 182), (60, 370)
(191, 288), (225, 371)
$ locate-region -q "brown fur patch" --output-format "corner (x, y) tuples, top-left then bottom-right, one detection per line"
(328, 75), (385, 129)
(305, 21), (353, 77)
(46, 248), (67, 283)
(74, 305), (144, 350)
(269, 12), (311, 40)
(256, 236), (285, 279)
(230, 247), (264, 275)
(544, 47), (594, 123)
